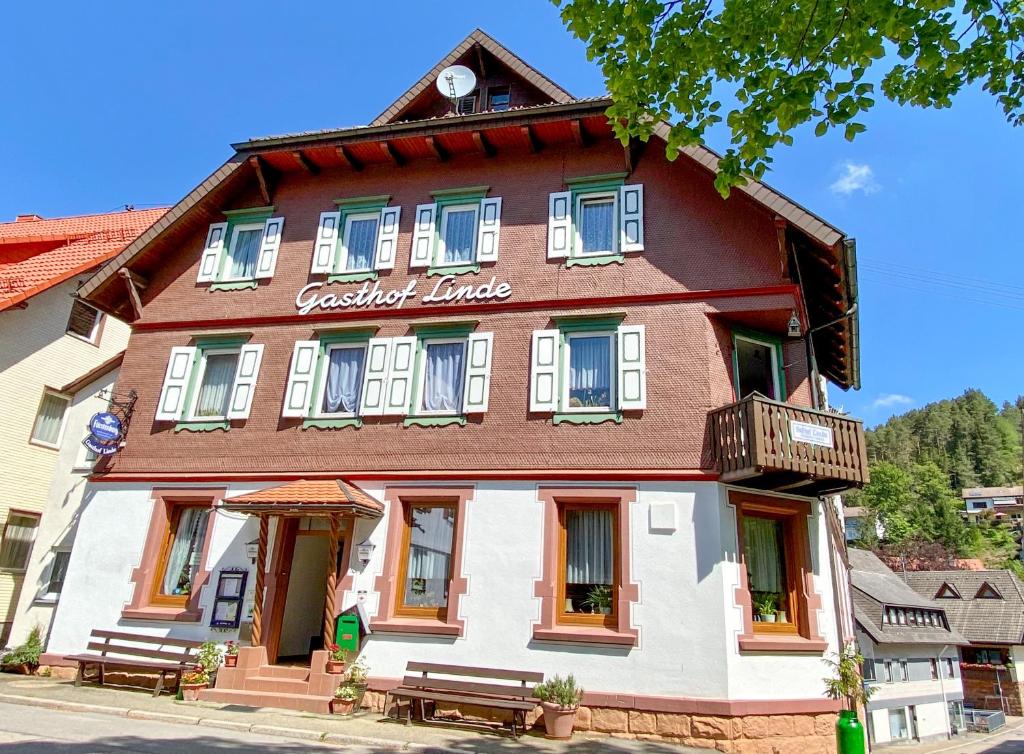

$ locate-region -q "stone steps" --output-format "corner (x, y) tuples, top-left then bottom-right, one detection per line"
(199, 687), (332, 714)
(242, 675), (310, 694)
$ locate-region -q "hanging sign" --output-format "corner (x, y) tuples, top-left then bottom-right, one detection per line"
(83, 411), (124, 456)
(789, 420), (834, 448)
(296, 275), (512, 315)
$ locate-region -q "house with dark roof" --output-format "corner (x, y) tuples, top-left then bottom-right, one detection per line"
(850, 550), (967, 745)
(0, 208), (163, 647)
(903, 569), (1024, 715)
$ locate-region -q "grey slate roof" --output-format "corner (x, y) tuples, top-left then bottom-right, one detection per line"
(849, 549), (968, 646)
(902, 569), (1024, 645)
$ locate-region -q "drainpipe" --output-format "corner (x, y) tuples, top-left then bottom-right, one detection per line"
(937, 645), (950, 739)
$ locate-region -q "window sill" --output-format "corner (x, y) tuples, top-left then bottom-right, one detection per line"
(369, 619), (461, 637)
(404, 415), (467, 428)
(737, 634), (828, 653)
(302, 418), (362, 430)
(553, 412), (622, 426)
(66, 331), (100, 347)
(427, 263), (480, 277)
(33, 595), (59, 605)
(174, 420), (230, 433)
(328, 271), (378, 284)
(28, 439), (61, 451)
(565, 254), (625, 268)
(122, 606), (203, 623)
(210, 280), (259, 291)
(532, 626), (637, 647)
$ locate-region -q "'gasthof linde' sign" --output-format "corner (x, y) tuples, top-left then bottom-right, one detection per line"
(789, 420), (834, 448)
(295, 275), (512, 315)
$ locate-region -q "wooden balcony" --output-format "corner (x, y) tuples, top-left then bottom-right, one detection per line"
(709, 394), (868, 496)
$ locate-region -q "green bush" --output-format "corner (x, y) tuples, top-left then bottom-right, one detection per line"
(2, 626), (42, 667)
(533, 674), (583, 709)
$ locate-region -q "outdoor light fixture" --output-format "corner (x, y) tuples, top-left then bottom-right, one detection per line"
(787, 311), (802, 338)
(357, 539), (376, 565)
(245, 538), (259, 563)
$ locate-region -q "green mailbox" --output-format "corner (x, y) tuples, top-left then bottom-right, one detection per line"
(334, 614), (361, 653)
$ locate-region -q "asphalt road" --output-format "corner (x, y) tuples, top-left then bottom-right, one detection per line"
(0, 701), (352, 753)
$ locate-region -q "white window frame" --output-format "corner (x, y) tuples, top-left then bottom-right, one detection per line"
(313, 343), (368, 419)
(899, 659), (910, 682)
(574, 191), (618, 257)
(65, 300), (103, 344)
(0, 512), (40, 573)
(436, 203), (479, 267)
(414, 337), (468, 416)
(561, 331), (616, 413)
(186, 347), (241, 421)
(72, 434), (99, 472)
(734, 333), (782, 400)
(38, 547), (72, 602)
(884, 661), (894, 683)
(29, 390), (71, 450)
(888, 707), (912, 740)
(221, 222), (265, 282)
(339, 212), (380, 273)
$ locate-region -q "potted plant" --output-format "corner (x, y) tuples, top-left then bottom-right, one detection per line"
(533, 674), (583, 739)
(582, 585), (612, 615)
(1, 625), (42, 675)
(332, 682), (360, 715)
(824, 643), (875, 753)
(180, 667), (210, 702)
(325, 643), (347, 674)
(223, 641), (239, 668)
(344, 657), (370, 708)
(196, 640), (222, 685)
(754, 593), (779, 623)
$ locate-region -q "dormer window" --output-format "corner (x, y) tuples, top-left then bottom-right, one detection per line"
(976, 581), (1003, 599)
(935, 582), (962, 599)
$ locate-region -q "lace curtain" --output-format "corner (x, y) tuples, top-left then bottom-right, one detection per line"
(345, 217), (378, 270)
(405, 506), (455, 607)
(161, 507), (210, 596)
(32, 393), (68, 445)
(228, 228), (262, 279)
(566, 509), (613, 585)
(579, 200), (614, 254)
(195, 353), (238, 417)
(744, 516), (783, 593)
(322, 347), (365, 414)
(568, 336), (611, 408)
(421, 342), (465, 413)
(443, 209), (476, 263)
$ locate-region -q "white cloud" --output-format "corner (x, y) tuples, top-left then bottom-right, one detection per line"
(871, 393), (913, 409)
(830, 161), (880, 196)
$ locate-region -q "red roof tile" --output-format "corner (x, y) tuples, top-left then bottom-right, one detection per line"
(0, 207), (165, 312)
(222, 480), (384, 517)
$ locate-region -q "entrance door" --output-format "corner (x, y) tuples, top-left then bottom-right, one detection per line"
(277, 530), (330, 660)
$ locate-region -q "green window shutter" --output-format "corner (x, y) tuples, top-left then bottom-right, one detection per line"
(619, 184), (644, 252)
(156, 346), (197, 421)
(227, 344), (265, 420)
(476, 198), (502, 263)
(547, 192), (571, 259)
(311, 211), (340, 274)
(197, 223), (228, 283)
(282, 341), (318, 418)
(617, 324), (646, 410)
(410, 203), (436, 269)
(375, 206), (401, 270)
(382, 336), (417, 415)
(462, 332), (494, 413)
(359, 337), (393, 416)
(255, 217), (285, 279)
(529, 329), (560, 413)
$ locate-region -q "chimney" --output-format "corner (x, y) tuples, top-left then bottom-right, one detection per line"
(15, 214), (44, 222)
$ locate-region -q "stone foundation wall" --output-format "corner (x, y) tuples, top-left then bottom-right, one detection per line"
(364, 690), (837, 752)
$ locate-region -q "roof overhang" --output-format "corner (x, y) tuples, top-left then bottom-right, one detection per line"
(219, 479), (384, 518)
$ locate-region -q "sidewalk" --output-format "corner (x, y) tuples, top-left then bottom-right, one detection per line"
(0, 673), (700, 753)
(870, 718), (1024, 754)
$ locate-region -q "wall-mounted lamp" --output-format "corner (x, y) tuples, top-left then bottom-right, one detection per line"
(245, 538), (259, 563)
(356, 539), (376, 565)
(787, 311), (802, 338)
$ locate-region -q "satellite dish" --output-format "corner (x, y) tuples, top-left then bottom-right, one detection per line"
(436, 65), (477, 99)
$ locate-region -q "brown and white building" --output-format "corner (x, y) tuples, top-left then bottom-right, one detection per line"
(46, 30), (868, 748)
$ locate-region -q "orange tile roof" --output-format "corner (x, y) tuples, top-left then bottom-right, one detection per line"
(0, 207), (165, 312)
(222, 480), (384, 517)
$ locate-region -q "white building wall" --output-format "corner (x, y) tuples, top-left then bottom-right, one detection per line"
(50, 479), (841, 702)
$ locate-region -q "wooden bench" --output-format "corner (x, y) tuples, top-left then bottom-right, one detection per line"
(65, 630), (203, 697)
(385, 662), (543, 738)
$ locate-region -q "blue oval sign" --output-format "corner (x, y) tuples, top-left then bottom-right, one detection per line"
(83, 435), (119, 456)
(89, 412), (122, 442)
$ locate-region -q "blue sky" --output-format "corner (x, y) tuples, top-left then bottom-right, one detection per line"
(2, 1), (1020, 427)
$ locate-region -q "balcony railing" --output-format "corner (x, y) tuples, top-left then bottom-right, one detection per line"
(709, 394), (868, 496)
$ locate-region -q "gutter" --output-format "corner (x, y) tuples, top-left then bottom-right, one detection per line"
(844, 238), (862, 391)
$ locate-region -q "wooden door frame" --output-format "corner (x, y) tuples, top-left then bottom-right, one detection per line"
(264, 518), (298, 664)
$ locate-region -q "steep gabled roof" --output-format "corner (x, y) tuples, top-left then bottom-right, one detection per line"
(220, 479), (384, 518)
(903, 570), (1024, 645)
(370, 28), (574, 126)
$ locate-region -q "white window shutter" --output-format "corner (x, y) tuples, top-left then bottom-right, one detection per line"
(156, 346), (197, 421)
(619, 184), (644, 252)
(476, 198), (501, 263)
(311, 211), (340, 274)
(617, 324), (646, 410)
(282, 341), (319, 418)
(359, 338), (393, 416)
(529, 329), (560, 413)
(410, 203), (436, 269)
(197, 223), (227, 283)
(375, 206), (401, 270)
(462, 332), (494, 413)
(227, 344), (264, 419)
(547, 192), (571, 259)
(255, 217), (285, 279)
(382, 336), (417, 415)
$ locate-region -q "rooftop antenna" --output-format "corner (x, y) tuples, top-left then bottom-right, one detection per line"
(436, 64), (477, 115)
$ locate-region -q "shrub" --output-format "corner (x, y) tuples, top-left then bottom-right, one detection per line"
(2, 626), (42, 667)
(533, 674), (583, 709)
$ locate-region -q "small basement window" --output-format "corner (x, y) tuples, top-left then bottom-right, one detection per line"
(66, 299), (102, 343)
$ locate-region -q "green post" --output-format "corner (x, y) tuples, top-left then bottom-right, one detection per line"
(836, 710), (866, 754)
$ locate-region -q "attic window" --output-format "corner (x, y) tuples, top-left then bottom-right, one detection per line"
(457, 92), (478, 115)
(488, 86), (510, 111)
(976, 582), (1003, 599)
(935, 583), (962, 599)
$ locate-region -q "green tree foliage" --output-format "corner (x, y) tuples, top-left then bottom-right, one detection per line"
(553, 0), (1024, 195)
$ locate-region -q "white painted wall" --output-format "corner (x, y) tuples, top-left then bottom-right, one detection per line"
(50, 480), (842, 703)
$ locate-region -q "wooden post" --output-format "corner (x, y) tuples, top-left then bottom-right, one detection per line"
(250, 515), (269, 647)
(323, 515), (342, 647)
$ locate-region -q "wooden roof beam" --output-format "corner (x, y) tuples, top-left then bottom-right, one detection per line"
(623, 136), (646, 175)
(521, 125), (541, 153)
(472, 130), (496, 158)
(571, 119), (589, 147)
(336, 145), (362, 172)
(380, 141), (405, 167)
(248, 156), (274, 206)
(425, 136), (449, 162)
(293, 150), (319, 175)
(475, 43), (488, 79)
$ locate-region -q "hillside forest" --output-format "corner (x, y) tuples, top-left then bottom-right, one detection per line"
(846, 390), (1024, 576)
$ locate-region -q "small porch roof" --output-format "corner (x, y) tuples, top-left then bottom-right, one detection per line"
(220, 479), (384, 518)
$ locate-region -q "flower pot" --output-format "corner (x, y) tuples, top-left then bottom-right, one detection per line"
(332, 698), (357, 715)
(224, 655), (238, 668)
(181, 683), (207, 702)
(326, 660), (346, 674)
(541, 701), (577, 739)
(777, 611), (788, 623)
(599, 607), (611, 615)
(758, 613), (777, 623)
